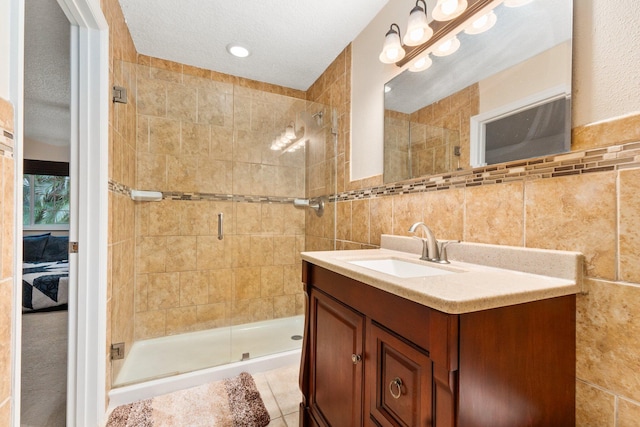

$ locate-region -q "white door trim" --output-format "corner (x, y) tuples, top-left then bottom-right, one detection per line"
(56, 0), (109, 425)
(10, 0), (109, 424)
(9, 0), (25, 425)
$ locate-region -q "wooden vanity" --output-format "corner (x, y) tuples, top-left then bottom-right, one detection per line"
(298, 245), (578, 427)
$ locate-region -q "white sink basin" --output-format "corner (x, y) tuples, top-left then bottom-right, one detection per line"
(349, 258), (457, 278)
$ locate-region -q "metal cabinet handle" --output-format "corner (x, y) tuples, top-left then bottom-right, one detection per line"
(389, 377), (403, 399)
(351, 354), (362, 364)
(217, 212), (224, 240)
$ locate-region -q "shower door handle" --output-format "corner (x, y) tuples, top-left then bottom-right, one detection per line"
(217, 212), (224, 240)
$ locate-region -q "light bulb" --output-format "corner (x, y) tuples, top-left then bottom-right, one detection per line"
(409, 54), (433, 72)
(379, 25), (406, 64)
(409, 28), (424, 43)
(403, 2), (433, 47)
(441, 0), (459, 15)
(474, 15), (488, 28)
(285, 124), (296, 140)
(432, 36), (460, 56)
(465, 11), (497, 35)
(433, 0), (468, 21)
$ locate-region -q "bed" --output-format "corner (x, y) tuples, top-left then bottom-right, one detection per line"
(22, 233), (69, 312)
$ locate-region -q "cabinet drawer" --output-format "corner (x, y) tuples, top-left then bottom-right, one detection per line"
(368, 321), (433, 427)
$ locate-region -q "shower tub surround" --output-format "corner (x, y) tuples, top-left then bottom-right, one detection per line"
(114, 315), (304, 387)
(106, 56), (334, 387)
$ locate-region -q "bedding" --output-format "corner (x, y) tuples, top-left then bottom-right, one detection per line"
(22, 234), (69, 312)
(22, 261), (69, 312)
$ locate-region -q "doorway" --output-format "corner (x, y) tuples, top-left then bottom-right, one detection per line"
(21, 0), (72, 424)
(10, 0), (109, 425)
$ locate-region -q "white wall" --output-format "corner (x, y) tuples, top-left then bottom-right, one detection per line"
(0, 0), (12, 100)
(573, 0), (640, 126)
(350, 0), (415, 181)
(23, 137), (70, 162)
(479, 41), (571, 113)
(350, 0), (640, 180)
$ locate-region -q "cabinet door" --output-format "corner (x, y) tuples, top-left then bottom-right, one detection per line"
(310, 290), (365, 427)
(368, 322), (433, 427)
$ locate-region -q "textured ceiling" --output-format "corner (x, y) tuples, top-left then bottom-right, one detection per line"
(24, 0), (71, 147)
(118, 0), (389, 91)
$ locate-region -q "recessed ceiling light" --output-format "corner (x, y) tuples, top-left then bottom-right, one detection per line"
(227, 44), (250, 58)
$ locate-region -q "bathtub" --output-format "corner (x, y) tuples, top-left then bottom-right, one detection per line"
(108, 315), (304, 410)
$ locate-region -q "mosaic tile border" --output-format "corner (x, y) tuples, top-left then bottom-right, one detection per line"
(108, 181), (301, 205)
(110, 141), (640, 204)
(333, 141), (640, 202)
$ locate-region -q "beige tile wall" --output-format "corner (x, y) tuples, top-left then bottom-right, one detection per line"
(102, 0), (138, 388)
(383, 110), (411, 183)
(134, 200), (305, 339)
(0, 96), (14, 427)
(383, 83), (478, 183)
(409, 83), (478, 175)
(133, 59), (311, 341)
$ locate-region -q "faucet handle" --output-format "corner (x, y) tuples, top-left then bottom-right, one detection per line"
(436, 240), (459, 264)
(411, 235), (431, 261)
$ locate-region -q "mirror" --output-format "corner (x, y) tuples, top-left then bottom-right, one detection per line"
(383, 0), (572, 183)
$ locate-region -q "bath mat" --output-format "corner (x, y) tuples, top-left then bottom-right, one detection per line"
(106, 372), (270, 427)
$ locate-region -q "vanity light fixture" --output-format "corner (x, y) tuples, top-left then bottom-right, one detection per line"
(409, 53), (433, 72)
(464, 10), (497, 35)
(432, 0), (468, 21)
(284, 122), (296, 140)
(379, 23), (406, 64)
(270, 121), (303, 152)
(432, 35), (461, 56)
(403, 0), (433, 46)
(226, 44), (250, 58)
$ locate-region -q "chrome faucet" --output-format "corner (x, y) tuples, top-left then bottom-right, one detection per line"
(408, 222), (438, 262)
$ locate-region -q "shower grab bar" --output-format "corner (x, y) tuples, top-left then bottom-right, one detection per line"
(217, 212), (224, 240)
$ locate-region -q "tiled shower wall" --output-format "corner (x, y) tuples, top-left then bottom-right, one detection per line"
(0, 97), (15, 427)
(103, 0), (314, 388)
(102, 0), (138, 389)
(132, 59), (311, 341)
(384, 83), (478, 182)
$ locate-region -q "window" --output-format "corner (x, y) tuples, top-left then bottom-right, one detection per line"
(23, 160), (70, 229)
(470, 86), (571, 167)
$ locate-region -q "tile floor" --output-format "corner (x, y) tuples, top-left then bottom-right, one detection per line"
(254, 363), (302, 427)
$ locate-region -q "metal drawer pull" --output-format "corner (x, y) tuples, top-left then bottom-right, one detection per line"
(389, 377), (403, 399)
(217, 212), (224, 240)
(351, 354), (362, 364)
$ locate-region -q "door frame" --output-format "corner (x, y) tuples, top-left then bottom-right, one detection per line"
(10, 0), (109, 425)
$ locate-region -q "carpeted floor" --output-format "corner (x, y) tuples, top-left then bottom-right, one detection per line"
(21, 310), (68, 427)
(107, 372), (270, 427)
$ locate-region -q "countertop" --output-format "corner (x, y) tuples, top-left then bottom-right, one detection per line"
(301, 236), (583, 314)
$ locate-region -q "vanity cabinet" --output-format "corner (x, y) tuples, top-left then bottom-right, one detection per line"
(299, 262), (576, 427)
(307, 290), (365, 426)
